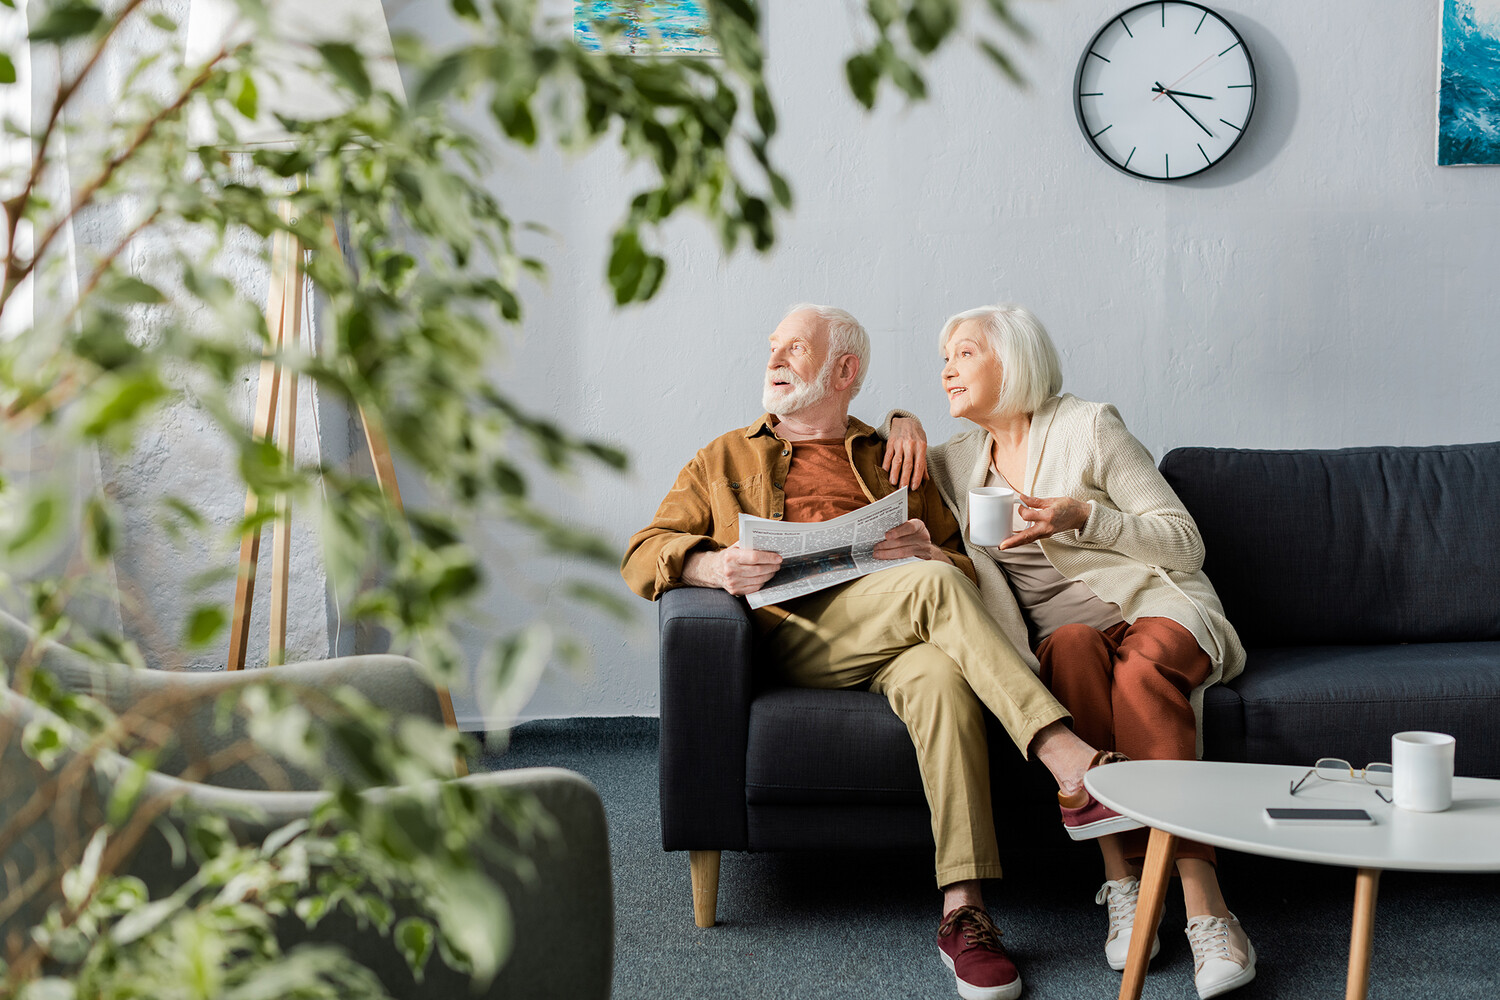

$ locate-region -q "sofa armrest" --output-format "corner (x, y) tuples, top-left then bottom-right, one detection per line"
(657, 587), (755, 852)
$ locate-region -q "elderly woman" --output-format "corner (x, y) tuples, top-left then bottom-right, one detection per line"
(884, 304), (1254, 1000)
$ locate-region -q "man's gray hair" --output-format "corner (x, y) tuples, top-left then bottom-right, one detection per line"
(939, 304), (1063, 418)
(786, 303), (871, 399)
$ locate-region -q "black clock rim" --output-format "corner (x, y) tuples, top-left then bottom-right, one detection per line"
(1072, 0), (1257, 183)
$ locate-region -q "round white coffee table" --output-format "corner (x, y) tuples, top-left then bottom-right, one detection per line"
(1086, 760), (1500, 1000)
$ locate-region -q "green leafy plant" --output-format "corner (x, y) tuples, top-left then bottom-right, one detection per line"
(0, 0), (1030, 994)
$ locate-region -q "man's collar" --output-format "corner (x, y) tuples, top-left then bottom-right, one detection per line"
(746, 413), (875, 441)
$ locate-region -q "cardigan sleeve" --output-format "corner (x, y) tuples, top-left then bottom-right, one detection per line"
(1072, 404), (1206, 573)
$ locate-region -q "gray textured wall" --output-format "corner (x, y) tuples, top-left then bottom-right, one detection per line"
(432, 1), (1500, 724)
(98, 2), (1500, 719)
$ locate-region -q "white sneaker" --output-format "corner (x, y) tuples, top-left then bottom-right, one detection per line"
(1186, 913), (1257, 999)
(1095, 877), (1160, 971)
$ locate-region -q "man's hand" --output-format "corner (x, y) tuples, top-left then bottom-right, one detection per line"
(882, 416), (929, 490)
(683, 543), (783, 596)
(997, 493), (1091, 550)
(872, 518), (951, 563)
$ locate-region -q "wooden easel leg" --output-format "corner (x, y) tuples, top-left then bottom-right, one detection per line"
(228, 224), (292, 671)
(268, 231), (304, 668)
(690, 850), (721, 928)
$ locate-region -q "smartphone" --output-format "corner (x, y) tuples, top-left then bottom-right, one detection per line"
(1264, 807), (1374, 826)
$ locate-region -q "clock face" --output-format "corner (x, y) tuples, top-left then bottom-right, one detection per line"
(1074, 2), (1256, 181)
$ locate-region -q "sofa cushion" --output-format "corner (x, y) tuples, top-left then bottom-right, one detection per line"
(1159, 442), (1500, 647)
(1225, 642), (1500, 777)
(746, 688), (925, 806)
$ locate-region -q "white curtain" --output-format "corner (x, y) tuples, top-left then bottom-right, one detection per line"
(0, 0), (123, 633)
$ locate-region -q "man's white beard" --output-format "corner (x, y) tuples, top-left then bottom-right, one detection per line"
(763, 359), (834, 416)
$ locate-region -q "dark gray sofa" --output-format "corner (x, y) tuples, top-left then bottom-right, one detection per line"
(658, 441), (1500, 926)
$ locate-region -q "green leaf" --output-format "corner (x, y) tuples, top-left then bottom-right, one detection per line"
(79, 372), (169, 440)
(978, 38), (1025, 86)
(83, 497), (116, 561)
(906, 0), (959, 55)
(451, 0), (479, 20)
(416, 52), (467, 107)
(317, 43), (372, 99)
(394, 917), (435, 980)
(107, 759), (151, 826)
(6, 494), (57, 555)
(0, 53), (15, 85)
(101, 274), (166, 305)
(231, 70), (259, 120)
(845, 52), (881, 109)
(582, 441), (628, 471)
(564, 581), (634, 621)
(28, 1), (102, 42)
(147, 12), (177, 31)
(184, 605), (228, 647)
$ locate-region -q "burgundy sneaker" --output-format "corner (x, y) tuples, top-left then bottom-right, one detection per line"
(937, 905), (1023, 1000)
(1059, 751), (1145, 841)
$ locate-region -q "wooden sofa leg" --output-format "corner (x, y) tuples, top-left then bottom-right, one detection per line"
(690, 850), (721, 928)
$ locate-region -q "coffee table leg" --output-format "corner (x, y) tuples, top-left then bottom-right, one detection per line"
(1119, 827), (1177, 1000)
(1345, 867), (1381, 1000)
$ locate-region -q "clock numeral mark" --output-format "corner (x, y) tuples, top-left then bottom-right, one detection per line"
(1198, 143), (1211, 165)
(1088, 49), (1111, 63)
(1227, 84), (1253, 88)
(1219, 118), (1243, 132)
(1219, 40), (1242, 57)
(1091, 124), (1114, 139)
(1123, 147), (1136, 169)
(1080, 92), (1104, 97)
(1165, 153), (1170, 178)
(1120, 15), (1133, 37)
(1161, 2), (1166, 27)
(1195, 10), (1208, 34)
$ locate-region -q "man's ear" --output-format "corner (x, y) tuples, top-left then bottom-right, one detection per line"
(833, 354), (860, 393)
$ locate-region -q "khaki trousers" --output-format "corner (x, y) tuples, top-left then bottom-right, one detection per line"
(764, 560), (1071, 888)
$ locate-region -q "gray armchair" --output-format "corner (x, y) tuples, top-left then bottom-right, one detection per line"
(1, 609), (613, 999)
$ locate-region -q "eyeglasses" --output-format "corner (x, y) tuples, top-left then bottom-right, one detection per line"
(1290, 758), (1394, 803)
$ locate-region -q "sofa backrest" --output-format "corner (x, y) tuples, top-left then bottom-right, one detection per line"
(1159, 442), (1500, 647)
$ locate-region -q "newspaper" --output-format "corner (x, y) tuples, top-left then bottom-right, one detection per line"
(739, 488), (920, 609)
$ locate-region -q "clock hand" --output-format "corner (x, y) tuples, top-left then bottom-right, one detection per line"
(1151, 85), (1214, 100)
(1155, 81), (1214, 137)
(1152, 53), (1217, 100)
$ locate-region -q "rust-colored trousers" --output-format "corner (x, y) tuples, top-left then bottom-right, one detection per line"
(1037, 617), (1216, 865)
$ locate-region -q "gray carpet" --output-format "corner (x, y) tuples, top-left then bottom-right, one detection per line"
(478, 718), (1500, 999)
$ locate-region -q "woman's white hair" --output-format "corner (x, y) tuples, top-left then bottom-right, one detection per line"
(939, 303), (1063, 418)
(787, 303), (871, 399)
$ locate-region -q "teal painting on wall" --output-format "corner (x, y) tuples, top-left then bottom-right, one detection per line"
(1438, 0), (1500, 164)
(575, 1), (719, 56)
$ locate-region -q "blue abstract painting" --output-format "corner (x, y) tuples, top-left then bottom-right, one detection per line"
(575, 1), (719, 57)
(1438, 0), (1500, 164)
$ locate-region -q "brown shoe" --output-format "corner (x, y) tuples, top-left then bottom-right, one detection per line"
(1059, 750), (1144, 840)
(937, 905), (1023, 1000)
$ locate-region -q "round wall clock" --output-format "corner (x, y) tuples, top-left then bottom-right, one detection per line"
(1074, 2), (1256, 181)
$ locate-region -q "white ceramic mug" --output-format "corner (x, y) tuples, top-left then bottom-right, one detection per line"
(1391, 731), (1456, 812)
(968, 487), (1017, 547)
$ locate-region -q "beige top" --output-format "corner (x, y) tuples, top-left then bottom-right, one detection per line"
(884, 394), (1247, 756)
(980, 467), (1125, 641)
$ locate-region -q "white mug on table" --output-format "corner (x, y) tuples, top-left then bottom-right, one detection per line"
(1391, 731), (1456, 812)
(968, 486), (1017, 548)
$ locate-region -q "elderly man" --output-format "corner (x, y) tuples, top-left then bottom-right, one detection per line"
(621, 304), (1131, 1000)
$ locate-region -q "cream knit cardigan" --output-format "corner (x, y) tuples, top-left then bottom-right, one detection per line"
(916, 394), (1246, 755)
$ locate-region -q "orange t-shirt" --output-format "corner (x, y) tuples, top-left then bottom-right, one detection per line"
(782, 438), (871, 523)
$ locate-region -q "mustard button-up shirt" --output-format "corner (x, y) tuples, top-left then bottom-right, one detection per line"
(621, 413), (977, 629)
